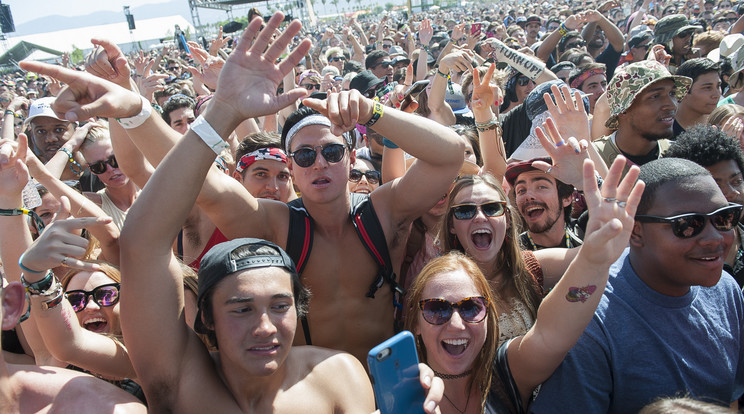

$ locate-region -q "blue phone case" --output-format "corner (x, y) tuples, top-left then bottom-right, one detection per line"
(367, 331), (426, 414)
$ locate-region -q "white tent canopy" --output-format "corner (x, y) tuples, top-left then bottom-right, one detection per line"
(2, 15), (195, 57)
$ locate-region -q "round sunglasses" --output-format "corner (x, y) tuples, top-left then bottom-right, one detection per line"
(419, 296), (489, 325)
(451, 201), (507, 220)
(88, 155), (118, 175)
(65, 283), (120, 313)
(634, 203), (742, 239)
(289, 143), (346, 168)
(349, 169), (381, 185)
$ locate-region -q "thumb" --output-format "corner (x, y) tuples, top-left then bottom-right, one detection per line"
(52, 195), (73, 223)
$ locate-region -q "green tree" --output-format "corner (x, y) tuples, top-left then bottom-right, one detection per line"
(385, 2), (395, 11)
(373, 5), (384, 14)
(331, 0), (340, 15)
(69, 45), (84, 65)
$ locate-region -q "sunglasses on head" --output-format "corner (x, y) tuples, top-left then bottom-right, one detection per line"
(301, 83), (321, 90)
(88, 155), (118, 175)
(65, 283), (120, 313)
(451, 201), (507, 220)
(419, 296), (489, 325)
(290, 143), (346, 168)
(635, 203), (743, 238)
(330, 56), (346, 62)
(349, 169), (381, 185)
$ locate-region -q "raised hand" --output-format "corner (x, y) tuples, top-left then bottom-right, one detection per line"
(132, 50), (149, 78)
(18, 61), (142, 122)
(471, 63), (502, 113)
(210, 13), (311, 124)
(21, 195), (111, 272)
(136, 59), (168, 101)
(544, 83), (590, 141)
(0, 136), (30, 201)
(579, 156), (644, 265)
(303, 90), (373, 136)
(419, 18), (433, 47)
(209, 26), (231, 56)
(534, 117), (590, 189)
(84, 38), (131, 88)
(187, 41), (224, 90)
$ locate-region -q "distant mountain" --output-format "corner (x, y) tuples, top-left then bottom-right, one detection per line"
(11, 1), (197, 36)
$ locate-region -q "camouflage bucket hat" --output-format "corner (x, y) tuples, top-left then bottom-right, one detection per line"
(653, 14), (701, 45)
(605, 60), (691, 130)
(727, 44), (744, 91)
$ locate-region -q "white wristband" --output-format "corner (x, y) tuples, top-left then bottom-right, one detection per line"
(115, 95), (152, 129)
(191, 115), (229, 155)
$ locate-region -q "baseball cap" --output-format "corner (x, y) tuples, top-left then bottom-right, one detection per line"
(504, 157), (552, 187)
(194, 238), (298, 334)
(445, 83), (470, 115)
(349, 70), (385, 95)
(653, 14), (701, 45)
(25, 97), (66, 125)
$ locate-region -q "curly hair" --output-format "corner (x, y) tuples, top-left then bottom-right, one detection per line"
(663, 124), (744, 180)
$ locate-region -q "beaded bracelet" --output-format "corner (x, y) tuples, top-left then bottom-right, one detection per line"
(58, 148), (83, 175)
(558, 23), (569, 37)
(475, 117), (500, 133)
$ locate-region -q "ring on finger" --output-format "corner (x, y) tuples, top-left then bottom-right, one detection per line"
(603, 197), (617, 203)
(61, 256), (68, 266)
(555, 139), (565, 147)
(545, 166), (553, 174)
(617, 200), (627, 208)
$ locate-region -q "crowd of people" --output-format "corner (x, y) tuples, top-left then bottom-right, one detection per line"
(1, 0), (744, 412)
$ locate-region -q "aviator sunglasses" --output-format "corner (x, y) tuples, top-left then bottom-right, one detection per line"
(88, 155), (118, 175)
(451, 201), (507, 220)
(634, 203), (743, 239)
(65, 283), (121, 313)
(290, 143), (346, 168)
(349, 169), (381, 185)
(419, 296), (489, 325)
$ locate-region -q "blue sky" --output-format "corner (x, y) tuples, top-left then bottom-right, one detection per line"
(7, 0), (172, 25)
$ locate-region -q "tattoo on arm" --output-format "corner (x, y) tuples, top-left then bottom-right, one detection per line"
(566, 285), (597, 303)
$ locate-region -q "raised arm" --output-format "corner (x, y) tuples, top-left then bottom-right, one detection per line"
(428, 48), (472, 126)
(536, 14), (582, 63)
(488, 37), (558, 84)
(471, 63), (507, 179)
(508, 156), (644, 405)
(583, 10), (624, 53)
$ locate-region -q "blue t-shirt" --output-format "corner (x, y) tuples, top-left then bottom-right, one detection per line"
(530, 248), (744, 414)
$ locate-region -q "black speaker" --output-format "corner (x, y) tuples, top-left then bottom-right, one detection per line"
(0, 5), (15, 34)
(126, 14), (136, 30)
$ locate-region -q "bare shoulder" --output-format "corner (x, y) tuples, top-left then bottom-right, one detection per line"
(84, 191), (103, 206)
(10, 363), (146, 413)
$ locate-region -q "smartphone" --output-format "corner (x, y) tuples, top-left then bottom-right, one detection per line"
(367, 331), (426, 414)
(471, 23), (482, 35)
(400, 80), (429, 112)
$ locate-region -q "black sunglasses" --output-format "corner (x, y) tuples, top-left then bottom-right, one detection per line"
(301, 83), (321, 90)
(419, 296), (489, 325)
(65, 283), (120, 313)
(382, 44), (392, 49)
(290, 143), (346, 168)
(517, 76), (533, 86)
(88, 155), (118, 175)
(330, 56), (346, 62)
(349, 169), (381, 185)
(375, 61), (392, 68)
(566, 40), (586, 49)
(635, 204), (743, 238)
(451, 201), (507, 220)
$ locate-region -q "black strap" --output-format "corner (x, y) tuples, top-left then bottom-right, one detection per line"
(176, 229), (184, 261)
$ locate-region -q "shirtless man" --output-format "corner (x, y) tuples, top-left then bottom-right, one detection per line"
(29, 14), (464, 363)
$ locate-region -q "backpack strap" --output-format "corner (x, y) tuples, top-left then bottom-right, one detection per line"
(286, 198), (314, 345)
(349, 193), (404, 303)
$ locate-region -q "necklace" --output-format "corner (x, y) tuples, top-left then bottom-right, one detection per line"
(443, 389), (472, 414)
(432, 368), (472, 379)
(526, 224), (571, 250)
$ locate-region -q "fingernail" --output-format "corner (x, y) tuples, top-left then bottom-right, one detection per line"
(426, 401), (436, 412)
(423, 374), (431, 386)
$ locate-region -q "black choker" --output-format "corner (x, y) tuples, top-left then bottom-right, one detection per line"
(433, 369), (472, 379)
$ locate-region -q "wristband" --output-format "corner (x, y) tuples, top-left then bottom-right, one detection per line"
(365, 101), (384, 127)
(0, 208), (46, 234)
(58, 148), (83, 175)
(436, 69), (450, 79)
(21, 269), (54, 294)
(383, 137), (399, 149)
(558, 23), (570, 37)
(4, 109), (14, 116)
(475, 117), (500, 133)
(191, 115), (229, 155)
(18, 252), (44, 274)
(115, 95), (153, 129)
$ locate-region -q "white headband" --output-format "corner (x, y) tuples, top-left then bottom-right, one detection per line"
(285, 114), (333, 153)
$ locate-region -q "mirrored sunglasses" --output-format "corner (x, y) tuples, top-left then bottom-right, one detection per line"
(349, 169), (381, 185)
(451, 201), (507, 220)
(419, 296), (489, 325)
(290, 143), (346, 168)
(635, 204), (743, 238)
(65, 283), (120, 313)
